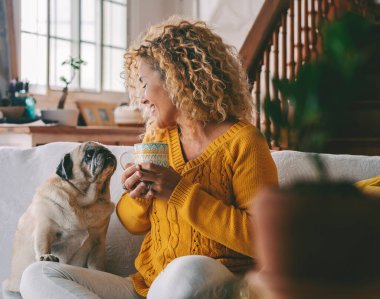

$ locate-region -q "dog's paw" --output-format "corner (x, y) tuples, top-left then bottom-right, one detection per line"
(39, 254), (60, 262)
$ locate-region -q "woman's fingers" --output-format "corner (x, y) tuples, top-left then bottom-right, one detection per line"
(120, 163), (139, 183)
(145, 190), (155, 201)
(129, 181), (148, 199)
(139, 162), (162, 173)
(121, 163), (181, 200)
(122, 165), (144, 191)
(124, 172), (144, 191)
(136, 170), (159, 184)
(137, 163), (182, 200)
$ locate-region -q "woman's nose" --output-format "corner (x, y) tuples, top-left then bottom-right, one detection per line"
(140, 97), (149, 105)
(139, 90), (148, 104)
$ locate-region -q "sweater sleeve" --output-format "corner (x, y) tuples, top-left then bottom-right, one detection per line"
(116, 194), (152, 234)
(116, 132), (159, 235)
(169, 129), (278, 257)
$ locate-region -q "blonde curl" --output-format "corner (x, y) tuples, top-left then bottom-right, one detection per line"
(123, 15), (253, 133)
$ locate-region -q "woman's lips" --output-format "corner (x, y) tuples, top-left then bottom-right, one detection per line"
(145, 105), (155, 118)
(150, 105), (155, 115)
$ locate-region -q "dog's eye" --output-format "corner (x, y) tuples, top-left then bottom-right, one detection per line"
(85, 150), (94, 159)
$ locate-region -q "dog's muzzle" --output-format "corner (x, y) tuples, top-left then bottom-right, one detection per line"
(97, 150), (116, 167)
(90, 149), (116, 177)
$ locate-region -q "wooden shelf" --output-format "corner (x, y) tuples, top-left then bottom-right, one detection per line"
(0, 125), (145, 147)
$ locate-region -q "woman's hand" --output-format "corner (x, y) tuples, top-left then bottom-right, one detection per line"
(121, 163), (151, 199)
(136, 163), (182, 201)
(121, 163), (182, 201)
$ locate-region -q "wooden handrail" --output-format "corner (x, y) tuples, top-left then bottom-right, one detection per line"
(239, 0), (290, 82)
(239, 0), (378, 150)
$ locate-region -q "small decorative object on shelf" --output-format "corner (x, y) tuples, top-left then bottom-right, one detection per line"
(76, 100), (118, 126)
(113, 104), (144, 126)
(0, 78), (37, 123)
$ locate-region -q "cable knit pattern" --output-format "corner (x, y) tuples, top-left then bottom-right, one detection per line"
(116, 120), (278, 297)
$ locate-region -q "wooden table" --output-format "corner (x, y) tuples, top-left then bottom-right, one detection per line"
(0, 125), (145, 147)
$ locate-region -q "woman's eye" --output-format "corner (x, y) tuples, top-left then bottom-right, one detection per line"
(142, 83), (147, 89)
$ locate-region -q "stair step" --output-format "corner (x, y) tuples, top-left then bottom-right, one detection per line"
(352, 100), (380, 108)
(327, 137), (380, 156)
(335, 101), (380, 137)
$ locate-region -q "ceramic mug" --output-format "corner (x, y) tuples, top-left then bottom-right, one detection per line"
(119, 148), (134, 170)
(133, 142), (169, 167)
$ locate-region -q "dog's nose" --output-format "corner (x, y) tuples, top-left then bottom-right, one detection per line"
(106, 155), (115, 162)
(101, 150), (116, 165)
(94, 148), (115, 163)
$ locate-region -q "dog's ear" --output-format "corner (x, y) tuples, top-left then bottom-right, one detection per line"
(56, 153), (73, 180)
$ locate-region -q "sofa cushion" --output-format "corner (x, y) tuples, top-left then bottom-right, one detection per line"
(271, 150), (380, 187)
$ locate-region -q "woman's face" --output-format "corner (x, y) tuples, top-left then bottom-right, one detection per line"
(138, 59), (178, 129)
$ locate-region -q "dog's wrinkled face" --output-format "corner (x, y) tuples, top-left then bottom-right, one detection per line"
(56, 142), (116, 183)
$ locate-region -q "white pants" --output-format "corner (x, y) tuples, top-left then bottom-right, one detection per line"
(17, 255), (235, 299)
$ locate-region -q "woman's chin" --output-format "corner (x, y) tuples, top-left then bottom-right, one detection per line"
(156, 122), (169, 129)
(148, 117), (164, 129)
(155, 119), (176, 129)
(147, 114), (177, 129)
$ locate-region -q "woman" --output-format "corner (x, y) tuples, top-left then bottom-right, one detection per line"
(118, 15), (278, 298)
(19, 16), (278, 299)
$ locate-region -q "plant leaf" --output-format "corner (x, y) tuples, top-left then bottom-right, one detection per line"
(59, 76), (69, 84)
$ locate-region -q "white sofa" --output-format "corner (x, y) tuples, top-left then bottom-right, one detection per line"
(1, 142), (380, 298)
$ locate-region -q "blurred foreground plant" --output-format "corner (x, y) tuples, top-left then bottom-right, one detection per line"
(272, 12), (377, 177)
(273, 13), (376, 152)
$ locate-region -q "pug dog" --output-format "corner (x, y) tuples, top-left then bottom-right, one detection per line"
(3, 141), (117, 293)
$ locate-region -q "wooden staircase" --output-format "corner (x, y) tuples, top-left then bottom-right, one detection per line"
(328, 27), (380, 155)
(239, 0), (380, 155)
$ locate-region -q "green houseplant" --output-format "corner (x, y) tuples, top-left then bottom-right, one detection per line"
(57, 57), (86, 109)
(41, 57), (86, 126)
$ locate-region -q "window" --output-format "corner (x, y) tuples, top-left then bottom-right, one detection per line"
(20, 0), (127, 93)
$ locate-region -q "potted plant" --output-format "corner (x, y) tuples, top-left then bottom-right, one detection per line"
(41, 57), (86, 126)
(248, 12), (380, 298)
(57, 57), (86, 109)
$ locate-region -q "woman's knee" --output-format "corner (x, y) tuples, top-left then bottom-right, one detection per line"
(165, 255), (234, 279)
(148, 256), (235, 299)
(20, 262), (44, 286)
(20, 262), (61, 295)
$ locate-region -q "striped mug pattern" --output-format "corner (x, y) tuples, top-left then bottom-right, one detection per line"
(134, 142), (169, 167)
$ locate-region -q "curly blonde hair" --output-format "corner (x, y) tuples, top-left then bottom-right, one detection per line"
(124, 15), (253, 131)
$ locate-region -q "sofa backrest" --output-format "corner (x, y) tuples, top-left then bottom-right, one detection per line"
(271, 150), (380, 187)
(0, 142), (379, 291)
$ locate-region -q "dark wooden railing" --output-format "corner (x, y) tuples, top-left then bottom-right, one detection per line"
(239, 0), (378, 150)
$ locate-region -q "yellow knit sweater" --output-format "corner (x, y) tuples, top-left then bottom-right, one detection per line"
(116, 120), (278, 297)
